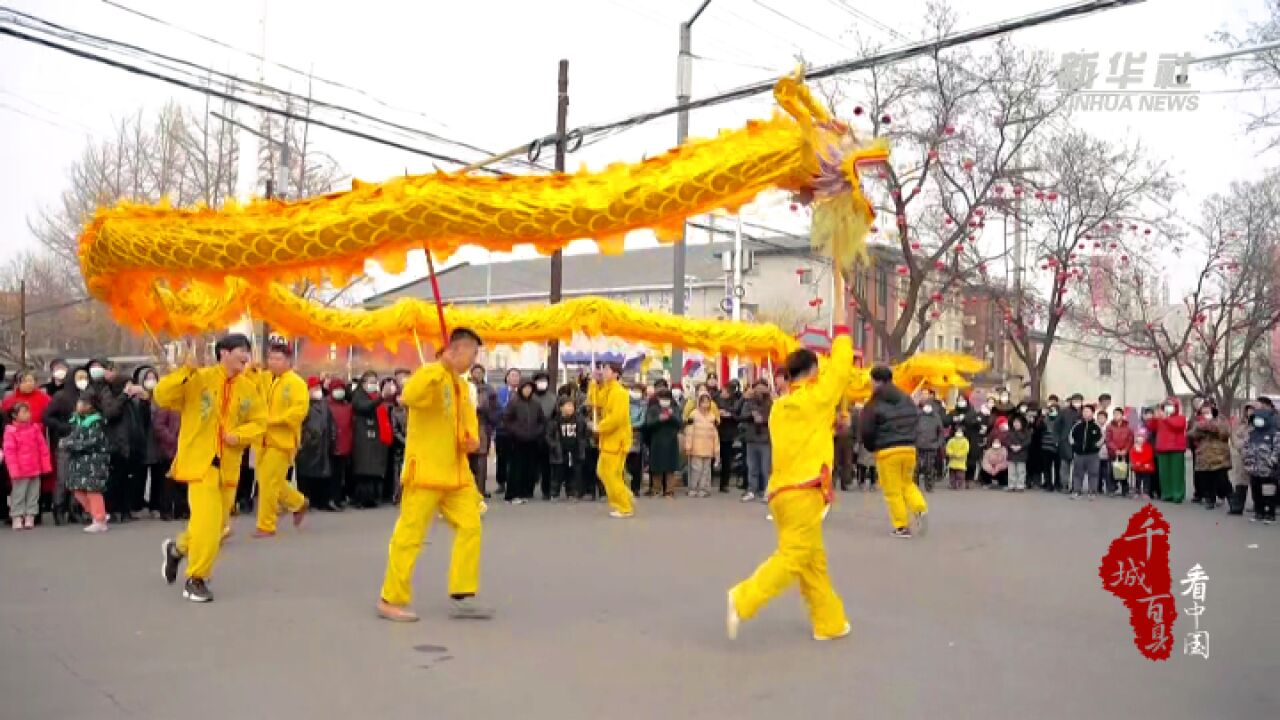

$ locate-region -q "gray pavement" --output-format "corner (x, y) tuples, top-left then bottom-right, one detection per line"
(1, 487), (1277, 720)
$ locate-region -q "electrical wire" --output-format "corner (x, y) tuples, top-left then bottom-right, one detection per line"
(1, 7), (545, 171)
(0, 23), (509, 173)
(748, 0), (850, 53)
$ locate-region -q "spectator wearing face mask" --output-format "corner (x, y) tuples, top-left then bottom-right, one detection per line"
(468, 365), (499, 500)
(326, 376), (354, 508)
(714, 380), (743, 493)
(740, 380), (773, 502)
(914, 397), (944, 492)
(2, 370), (52, 523)
(44, 366), (92, 524)
(1033, 396), (1062, 491)
(378, 377), (402, 504)
(349, 371), (391, 508)
(298, 378), (338, 511)
(1188, 404), (1232, 509)
(531, 372), (556, 500)
(646, 389), (683, 497)
(626, 384), (648, 497)
(980, 435), (1008, 488)
(1148, 398), (1188, 503)
(1242, 398), (1279, 523)
(1104, 408), (1133, 497)
(1006, 415), (1032, 492)
(493, 368), (522, 496)
(1069, 404), (1104, 500)
(502, 380), (544, 504)
(991, 388), (1016, 423)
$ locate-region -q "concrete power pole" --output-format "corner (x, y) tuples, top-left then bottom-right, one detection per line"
(670, 0), (712, 383)
(18, 278), (27, 369)
(547, 60), (569, 383)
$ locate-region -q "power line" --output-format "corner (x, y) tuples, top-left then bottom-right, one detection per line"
(1, 7), (544, 171)
(0, 23), (510, 173)
(748, 0), (850, 53)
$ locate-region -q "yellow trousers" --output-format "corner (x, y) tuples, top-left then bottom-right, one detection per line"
(876, 446), (928, 529)
(256, 446), (307, 533)
(176, 468), (237, 579)
(729, 489), (848, 637)
(380, 486), (482, 607)
(597, 449), (634, 515)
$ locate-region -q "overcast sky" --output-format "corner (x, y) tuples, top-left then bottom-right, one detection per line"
(0, 0), (1273, 296)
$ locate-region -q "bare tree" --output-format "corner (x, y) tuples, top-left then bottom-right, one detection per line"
(1093, 174), (1280, 412)
(822, 0), (1067, 361)
(1212, 0), (1280, 150)
(997, 129), (1178, 400)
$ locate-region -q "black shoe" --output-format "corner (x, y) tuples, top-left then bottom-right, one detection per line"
(52, 506), (66, 526)
(719, 487), (729, 493)
(160, 512), (173, 521)
(183, 577), (213, 603)
(161, 539), (182, 584)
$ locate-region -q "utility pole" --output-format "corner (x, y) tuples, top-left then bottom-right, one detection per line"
(670, 0), (713, 383)
(547, 59), (569, 383)
(18, 278), (27, 370)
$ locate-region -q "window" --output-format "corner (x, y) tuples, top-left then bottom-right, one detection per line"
(876, 267), (888, 306)
(855, 320), (866, 348)
(855, 270), (866, 298)
(953, 337), (962, 351)
(936, 334), (945, 350)
(1099, 358), (1113, 377)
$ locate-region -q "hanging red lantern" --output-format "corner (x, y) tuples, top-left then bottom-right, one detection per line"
(1046, 191), (1059, 201)
(944, 124), (956, 135)
(994, 185), (1005, 195)
(928, 148), (939, 160)
(1129, 224), (1138, 231)
(1108, 242), (1117, 250)
(955, 243), (965, 253)
(1144, 228), (1152, 235)
(869, 225), (878, 234)
(1035, 190), (1045, 200)
(930, 310), (942, 319)
(1013, 186), (1024, 196)
(1102, 223), (1112, 232)
(896, 264), (910, 276)
(813, 297), (824, 307)
(934, 260), (947, 271)
(1069, 252), (1078, 260)
(1093, 241), (1102, 249)
(898, 300), (908, 309)
(1120, 255), (1129, 263)
(974, 208), (985, 217)
(962, 159), (975, 171)
(789, 203), (799, 212)
(1077, 243), (1086, 250)
(968, 234), (976, 241)
(930, 291), (943, 302)
(910, 241), (922, 250)
(853, 106), (864, 116)
(944, 217), (953, 225)
(1040, 263), (1049, 270)
(968, 220), (978, 228)
(881, 114), (892, 124)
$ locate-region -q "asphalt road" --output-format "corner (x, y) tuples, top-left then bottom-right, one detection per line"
(1, 487), (1277, 720)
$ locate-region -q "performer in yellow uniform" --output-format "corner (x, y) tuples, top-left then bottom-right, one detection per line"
(253, 342), (310, 537)
(592, 361), (635, 518)
(376, 327), (493, 623)
(727, 324), (854, 641)
(157, 333), (267, 603)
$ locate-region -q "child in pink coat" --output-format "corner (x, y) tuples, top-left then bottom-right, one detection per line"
(3, 402), (53, 529)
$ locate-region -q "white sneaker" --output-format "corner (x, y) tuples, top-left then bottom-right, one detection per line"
(687, 490), (697, 497)
(726, 591), (740, 640)
(609, 510), (633, 519)
(84, 521), (109, 533)
(11, 519), (21, 531)
(741, 492), (756, 502)
(765, 514), (773, 521)
(814, 622), (852, 641)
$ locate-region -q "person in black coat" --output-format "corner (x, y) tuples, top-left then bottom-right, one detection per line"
(84, 359), (132, 522)
(502, 381), (545, 503)
(713, 381), (743, 492)
(44, 365), (90, 524)
(545, 396), (588, 500)
(350, 370), (390, 508)
(646, 389), (684, 496)
(297, 378), (339, 510)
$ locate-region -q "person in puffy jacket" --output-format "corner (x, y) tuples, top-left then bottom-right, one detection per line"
(1005, 415), (1032, 492)
(945, 430), (969, 489)
(4, 401), (52, 529)
(502, 381), (545, 503)
(1243, 401), (1279, 523)
(1104, 409), (1134, 497)
(1148, 398), (1188, 503)
(739, 380), (773, 502)
(326, 376), (354, 507)
(861, 365), (927, 538)
(63, 392), (111, 532)
(1188, 404), (1231, 509)
(684, 392), (720, 497)
(1130, 432), (1156, 499)
(44, 366), (91, 524)
(980, 438), (1008, 486)
(150, 391), (183, 520)
(546, 396), (588, 500)
(1069, 405), (1104, 499)
(1036, 401), (1063, 491)
(297, 377), (338, 511)
(914, 399), (945, 492)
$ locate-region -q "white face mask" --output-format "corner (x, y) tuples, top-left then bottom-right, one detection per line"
(333, 389), (346, 400)
(956, 400), (967, 408)
(659, 400), (671, 408)
(536, 381), (548, 391)
(89, 367), (106, 380)
(53, 368), (67, 381)
(143, 378), (158, 391)
(75, 378), (89, 391)
(1164, 405), (1175, 415)
(310, 389), (323, 400)
(980, 407), (991, 415)
(922, 405), (933, 414)
(1000, 394), (1009, 403)
(364, 382), (379, 394)
(992, 442), (1002, 449)
(630, 391), (642, 400)
(1253, 417), (1265, 428)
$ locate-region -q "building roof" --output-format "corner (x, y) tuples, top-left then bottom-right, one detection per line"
(367, 242), (730, 306)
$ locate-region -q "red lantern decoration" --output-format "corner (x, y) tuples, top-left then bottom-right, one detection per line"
(955, 244), (965, 253)
(853, 106), (864, 116)
(1046, 191), (1059, 201)
(974, 208), (985, 217)
(1144, 228), (1152, 235)
(928, 148), (939, 160)
(789, 203), (799, 212)
(930, 291), (943, 302)
(934, 260), (947, 271)
(1035, 191), (1045, 200)
(1102, 223), (1112, 232)
(1120, 255), (1129, 263)
(1069, 252), (1078, 260)
(881, 114), (892, 124)
(896, 264), (909, 276)
(962, 159), (975, 171)
(994, 185), (1005, 195)
(1040, 263), (1049, 270)
(1013, 186), (1024, 196)
(869, 225), (878, 234)
(930, 310), (942, 319)
(910, 241), (922, 250)
(898, 300), (908, 309)
(1129, 224), (1138, 231)
(944, 124), (956, 135)
(944, 217), (953, 225)
(968, 220), (978, 228)
(1093, 241), (1102, 249)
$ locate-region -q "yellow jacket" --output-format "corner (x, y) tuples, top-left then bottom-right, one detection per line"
(945, 435), (970, 470)
(767, 332), (854, 499)
(153, 364), (267, 486)
(400, 361), (478, 491)
(262, 369), (309, 453)
(594, 378), (632, 455)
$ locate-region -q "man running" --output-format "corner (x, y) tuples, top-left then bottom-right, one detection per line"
(253, 342), (310, 538)
(727, 323), (854, 641)
(861, 366), (928, 538)
(158, 334), (267, 602)
(592, 361), (635, 518)
(377, 328), (493, 622)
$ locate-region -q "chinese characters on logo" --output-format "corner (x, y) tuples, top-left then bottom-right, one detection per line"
(1180, 564), (1210, 659)
(1058, 51), (1199, 112)
(1099, 504), (1175, 661)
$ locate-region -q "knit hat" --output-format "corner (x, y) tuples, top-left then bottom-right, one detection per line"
(307, 376), (323, 389)
(325, 377), (348, 393)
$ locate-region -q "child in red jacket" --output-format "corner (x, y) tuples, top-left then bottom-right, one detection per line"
(3, 402), (53, 529)
(1130, 433), (1156, 500)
